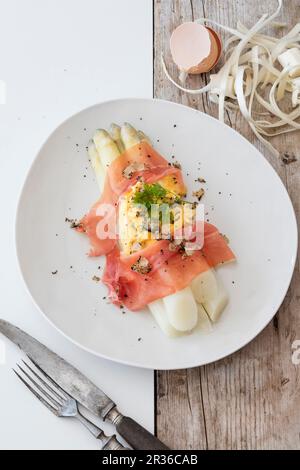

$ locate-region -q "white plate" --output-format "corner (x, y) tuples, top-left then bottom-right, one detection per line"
(16, 98), (297, 370)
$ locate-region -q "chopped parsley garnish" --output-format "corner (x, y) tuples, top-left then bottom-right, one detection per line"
(133, 183), (168, 212)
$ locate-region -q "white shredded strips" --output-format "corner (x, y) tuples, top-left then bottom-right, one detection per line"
(161, 0), (300, 157)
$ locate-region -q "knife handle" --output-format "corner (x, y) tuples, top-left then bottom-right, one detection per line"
(116, 416), (169, 450)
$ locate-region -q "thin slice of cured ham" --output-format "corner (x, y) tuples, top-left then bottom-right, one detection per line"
(102, 223), (235, 311)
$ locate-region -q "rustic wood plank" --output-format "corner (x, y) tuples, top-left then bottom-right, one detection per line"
(154, 0), (300, 450)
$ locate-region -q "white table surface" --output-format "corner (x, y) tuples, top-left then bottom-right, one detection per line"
(0, 0), (154, 450)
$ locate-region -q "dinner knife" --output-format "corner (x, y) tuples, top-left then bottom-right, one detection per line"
(0, 319), (169, 450)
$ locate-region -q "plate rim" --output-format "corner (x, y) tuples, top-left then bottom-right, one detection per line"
(15, 97), (298, 370)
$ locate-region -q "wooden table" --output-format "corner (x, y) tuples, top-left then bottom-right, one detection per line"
(154, 0), (300, 450)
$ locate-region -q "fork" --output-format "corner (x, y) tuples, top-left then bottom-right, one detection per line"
(13, 358), (128, 450)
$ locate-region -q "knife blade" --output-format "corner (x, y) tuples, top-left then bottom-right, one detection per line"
(0, 319), (169, 450)
(0, 319), (114, 418)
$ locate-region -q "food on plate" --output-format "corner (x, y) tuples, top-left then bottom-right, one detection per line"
(76, 123), (236, 337)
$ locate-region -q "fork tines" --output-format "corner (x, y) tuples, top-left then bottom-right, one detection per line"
(13, 358), (69, 416)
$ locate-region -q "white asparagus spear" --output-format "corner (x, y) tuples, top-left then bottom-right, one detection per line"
(93, 129), (120, 168)
(110, 123), (125, 153)
(197, 303), (212, 331)
(191, 270), (218, 304)
(88, 140), (105, 192)
(149, 299), (180, 337)
(163, 286), (198, 332)
(201, 279), (228, 323)
(191, 270), (228, 322)
(121, 122), (141, 148)
(137, 130), (151, 145)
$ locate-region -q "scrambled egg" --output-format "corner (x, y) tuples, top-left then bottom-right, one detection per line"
(118, 177), (195, 256)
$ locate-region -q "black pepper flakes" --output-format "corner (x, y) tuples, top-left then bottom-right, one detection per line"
(65, 217), (82, 229)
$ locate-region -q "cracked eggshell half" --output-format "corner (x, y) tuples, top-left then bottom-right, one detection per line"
(170, 22), (222, 75)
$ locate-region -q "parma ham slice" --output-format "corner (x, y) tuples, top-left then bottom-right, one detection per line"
(102, 223), (235, 311)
